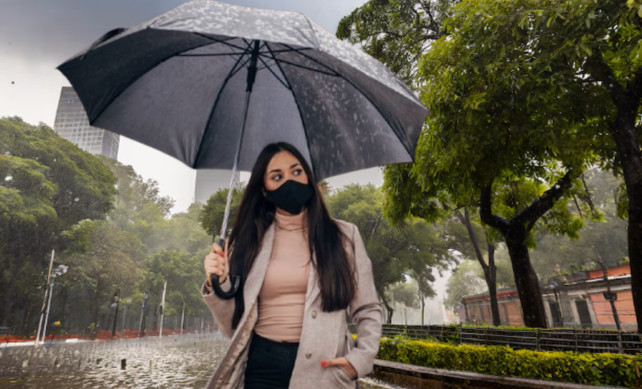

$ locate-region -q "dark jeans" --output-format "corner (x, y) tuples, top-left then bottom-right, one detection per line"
(244, 332), (299, 389)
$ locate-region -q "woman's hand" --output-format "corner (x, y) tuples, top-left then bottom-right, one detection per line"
(320, 357), (357, 379)
(204, 242), (229, 287)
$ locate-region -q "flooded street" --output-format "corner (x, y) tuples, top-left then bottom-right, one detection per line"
(0, 334), (229, 388)
(0, 334), (398, 389)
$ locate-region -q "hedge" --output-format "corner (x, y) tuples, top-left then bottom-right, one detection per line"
(376, 336), (642, 387)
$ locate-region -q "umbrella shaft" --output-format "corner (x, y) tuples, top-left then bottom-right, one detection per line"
(219, 88), (253, 241)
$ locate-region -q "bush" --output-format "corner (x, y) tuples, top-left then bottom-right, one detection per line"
(377, 337), (641, 387)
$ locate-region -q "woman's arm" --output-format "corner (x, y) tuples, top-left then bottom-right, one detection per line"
(343, 224), (383, 378)
(201, 278), (236, 339)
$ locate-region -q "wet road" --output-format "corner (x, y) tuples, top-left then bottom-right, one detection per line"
(0, 334), (398, 389)
(0, 334), (229, 388)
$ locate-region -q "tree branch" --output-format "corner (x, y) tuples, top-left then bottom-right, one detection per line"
(585, 50), (629, 107)
(457, 208), (488, 270)
(513, 170), (574, 228)
(626, 65), (642, 103)
(479, 185), (510, 231)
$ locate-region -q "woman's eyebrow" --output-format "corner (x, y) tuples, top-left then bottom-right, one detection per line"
(268, 167), (283, 174)
(290, 163), (301, 169)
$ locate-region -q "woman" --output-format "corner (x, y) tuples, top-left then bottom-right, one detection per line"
(202, 142), (382, 389)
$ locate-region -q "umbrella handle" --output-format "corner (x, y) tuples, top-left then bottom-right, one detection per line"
(211, 237), (240, 299)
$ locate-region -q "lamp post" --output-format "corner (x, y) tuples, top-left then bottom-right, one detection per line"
(111, 288), (120, 338)
(599, 262), (621, 330)
(139, 292), (148, 338)
(40, 264), (68, 344)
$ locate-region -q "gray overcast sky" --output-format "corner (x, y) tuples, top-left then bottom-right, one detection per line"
(0, 0), (386, 214)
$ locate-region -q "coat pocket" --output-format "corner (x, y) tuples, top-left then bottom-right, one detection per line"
(331, 365), (357, 388)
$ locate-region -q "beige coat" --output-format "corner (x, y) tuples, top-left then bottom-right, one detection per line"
(201, 220), (382, 389)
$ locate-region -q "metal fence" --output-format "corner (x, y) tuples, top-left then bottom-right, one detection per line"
(348, 324), (642, 355)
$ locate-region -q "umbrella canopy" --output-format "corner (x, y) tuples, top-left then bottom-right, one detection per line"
(58, 0), (428, 181)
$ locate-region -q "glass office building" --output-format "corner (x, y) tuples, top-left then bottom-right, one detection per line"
(53, 87), (120, 159)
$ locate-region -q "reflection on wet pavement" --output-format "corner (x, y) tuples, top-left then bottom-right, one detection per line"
(0, 334), (229, 388)
(0, 333), (401, 389)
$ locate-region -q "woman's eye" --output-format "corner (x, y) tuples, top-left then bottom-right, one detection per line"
(293, 169), (302, 176)
(272, 174), (282, 181)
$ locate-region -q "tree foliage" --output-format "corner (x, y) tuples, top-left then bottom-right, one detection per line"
(325, 184), (454, 323)
(0, 117), (116, 332)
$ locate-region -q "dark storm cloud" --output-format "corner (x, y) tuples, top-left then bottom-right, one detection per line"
(0, 0), (365, 65)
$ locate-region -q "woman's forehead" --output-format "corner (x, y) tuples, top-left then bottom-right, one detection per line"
(267, 151), (300, 169)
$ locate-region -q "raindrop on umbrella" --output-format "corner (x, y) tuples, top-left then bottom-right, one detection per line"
(74, 197), (80, 202)
(5, 176), (12, 182)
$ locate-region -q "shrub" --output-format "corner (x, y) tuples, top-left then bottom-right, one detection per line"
(377, 337), (641, 387)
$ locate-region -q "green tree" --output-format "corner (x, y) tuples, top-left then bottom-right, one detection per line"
(98, 156), (174, 254)
(199, 183), (246, 239)
(136, 249), (209, 322)
(164, 203), (211, 255)
(444, 208), (502, 326)
(379, 0), (613, 326)
(491, 0), (642, 328)
(444, 260), (486, 311)
(326, 184), (454, 323)
(59, 220), (145, 329)
(337, 0), (454, 87)
(0, 117), (116, 333)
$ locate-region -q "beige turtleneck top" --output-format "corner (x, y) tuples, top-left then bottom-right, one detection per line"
(253, 211), (311, 343)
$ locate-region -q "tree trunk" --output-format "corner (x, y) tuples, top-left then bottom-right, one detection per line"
(376, 286), (395, 324)
(457, 208), (501, 326)
(479, 174), (573, 328)
(421, 295), (425, 326)
(609, 108), (642, 331)
(482, 244), (501, 326)
(504, 228), (547, 328)
(587, 57), (642, 331)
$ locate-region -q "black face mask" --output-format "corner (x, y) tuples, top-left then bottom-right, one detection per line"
(265, 180), (313, 215)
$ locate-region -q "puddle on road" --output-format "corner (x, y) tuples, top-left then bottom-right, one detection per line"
(0, 334), (229, 388)
(0, 334), (406, 389)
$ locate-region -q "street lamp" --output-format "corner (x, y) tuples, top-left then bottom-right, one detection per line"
(41, 264), (68, 343)
(139, 292), (149, 338)
(111, 288), (120, 338)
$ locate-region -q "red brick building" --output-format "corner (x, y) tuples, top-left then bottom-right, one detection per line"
(458, 264), (635, 330)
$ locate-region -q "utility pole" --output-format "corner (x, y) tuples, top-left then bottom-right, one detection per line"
(35, 250), (55, 348)
(111, 288), (120, 338)
(139, 292), (148, 337)
(159, 281), (167, 338)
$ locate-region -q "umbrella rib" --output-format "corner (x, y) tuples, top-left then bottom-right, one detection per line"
(193, 50), (252, 167)
(256, 54), (290, 90)
(266, 45), (317, 179)
(270, 58), (339, 77)
(178, 53), (246, 57)
(287, 47), (415, 160)
(85, 38), (227, 126)
(192, 33), (248, 52)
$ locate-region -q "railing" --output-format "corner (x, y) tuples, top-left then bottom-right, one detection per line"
(1, 328), (199, 345)
(348, 324), (642, 355)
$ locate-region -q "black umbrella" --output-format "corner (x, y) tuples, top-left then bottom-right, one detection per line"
(58, 0), (429, 298)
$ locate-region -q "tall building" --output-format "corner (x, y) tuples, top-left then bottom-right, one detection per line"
(53, 87), (120, 159)
(195, 170), (239, 205)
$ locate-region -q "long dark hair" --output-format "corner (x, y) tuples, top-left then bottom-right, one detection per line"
(228, 142), (356, 330)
